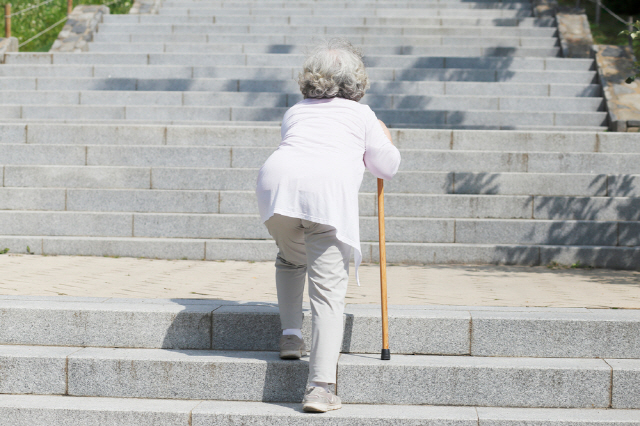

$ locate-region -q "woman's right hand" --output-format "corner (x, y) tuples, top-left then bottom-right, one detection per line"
(378, 120), (393, 144)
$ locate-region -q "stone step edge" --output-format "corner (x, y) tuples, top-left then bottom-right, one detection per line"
(1, 236), (638, 269)
(2, 394), (638, 425)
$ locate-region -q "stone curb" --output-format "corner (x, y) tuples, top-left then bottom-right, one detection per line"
(0, 37), (19, 63)
(50, 5), (109, 53)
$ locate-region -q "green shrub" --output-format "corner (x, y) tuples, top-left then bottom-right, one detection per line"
(1, 0), (131, 52)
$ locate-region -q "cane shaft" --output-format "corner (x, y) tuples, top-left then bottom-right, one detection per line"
(377, 178), (389, 351)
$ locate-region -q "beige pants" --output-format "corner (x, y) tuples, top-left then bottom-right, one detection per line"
(264, 213), (351, 384)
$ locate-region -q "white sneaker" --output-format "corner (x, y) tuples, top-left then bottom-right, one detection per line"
(302, 386), (342, 412)
(279, 334), (306, 359)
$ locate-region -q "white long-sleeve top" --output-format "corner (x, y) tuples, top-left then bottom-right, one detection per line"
(256, 97), (402, 285)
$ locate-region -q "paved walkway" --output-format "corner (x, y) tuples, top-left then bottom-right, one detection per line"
(1, 254), (639, 308)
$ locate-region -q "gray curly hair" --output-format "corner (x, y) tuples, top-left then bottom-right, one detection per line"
(297, 38), (370, 102)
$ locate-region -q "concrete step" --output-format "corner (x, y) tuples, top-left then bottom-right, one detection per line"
(156, 0), (533, 7)
(4, 145), (639, 173)
(1, 235), (638, 268)
(0, 210), (637, 247)
(0, 91), (605, 112)
(156, 7), (533, 16)
(101, 14), (553, 27)
(4, 124), (635, 152)
(93, 23), (555, 37)
(1, 395), (639, 426)
(0, 343), (631, 407)
(3, 187), (639, 221)
(0, 77), (600, 97)
(0, 105), (607, 127)
(3, 164), (635, 196)
(1, 295), (640, 358)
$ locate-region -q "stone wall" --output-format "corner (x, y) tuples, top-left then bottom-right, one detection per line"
(50, 5), (109, 52)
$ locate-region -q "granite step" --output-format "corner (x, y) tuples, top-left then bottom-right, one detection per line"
(155, 6), (533, 15)
(3, 188), (638, 221)
(101, 14), (553, 26)
(2, 165), (634, 196)
(0, 343), (633, 407)
(1, 235), (638, 268)
(1, 395), (639, 426)
(93, 23), (556, 37)
(0, 105), (607, 127)
(0, 91), (605, 112)
(0, 296), (639, 358)
(5, 124), (631, 151)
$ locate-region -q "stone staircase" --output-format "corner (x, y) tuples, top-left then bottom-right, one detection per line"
(0, 294), (639, 424)
(1, 0), (640, 423)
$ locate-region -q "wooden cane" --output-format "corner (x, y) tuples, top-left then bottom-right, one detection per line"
(377, 178), (390, 360)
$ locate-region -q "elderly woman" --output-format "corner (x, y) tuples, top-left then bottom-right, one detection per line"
(255, 38), (401, 413)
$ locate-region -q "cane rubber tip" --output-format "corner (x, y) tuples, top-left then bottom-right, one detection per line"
(381, 349), (391, 360)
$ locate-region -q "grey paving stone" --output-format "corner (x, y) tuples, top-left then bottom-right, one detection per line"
(26, 123), (165, 145)
(0, 395), (197, 426)
(4, 166), (151, 189)
(0, 299), (215, 349)
(342, 306), (470, 354)
(67, 348), (309, 401)
(42, 236), (206, 260)
(477, 407), (640, 425)
(0, 345), (77, 395)
(192, 401), (478, 426)
(337, 354), (611, 407)
(211, 305), (312, 351)
(471, 310), (640, 358)
(0, 144), (85, 165)
(608, 359), (640, 409)
(0, 211), (132, 237)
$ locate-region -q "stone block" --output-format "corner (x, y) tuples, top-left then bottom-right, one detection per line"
(528, 153), (640, 175)
(0, 345), (75, 395)
(205, 239), (277, 261)
(21, 105), (125, 120)
(598, 133), (640, 153)
(608, 174), (640, 197)
(68, 188), (219, 213)
(477, 407), (640, 425)
(455, 219), (619, 246)
(126, 106), (231, 122)
(193, 66), (292, 79)
(608, 359), (640, 409)
(360, 217), (454, 242)
(342, 306), (470, 354)
(93, 65), (192, 79)
(27, 123), (165, 145)
(4, 165), (150, 189)
(192, 401), (478, 426)
(37, 77), (137, 91)
(166, 125), (279, 147)
(0, 299), (216, 349)
(86, 146), (231, 168)
(0, 188), (65, 211)
(385, 194), (532, 219)
(471, 310), (640, 358)
(0, 77), (36, 90)
(453, 173), (608, 196)
(0, 211), (132, 237)
(0, 236), (43, 255)
(533, 196), (640, 221)
(0, 395), (197, 426)
(337, 353), (611, 407)
(151, 167), (258, 191)
(619, 222), (640, 246)
(67, 348), (309, 401)
(539, 245), (640, 270)
(149, 53), (246, 66)
(133, 213), (268, 239)
(0, 144), (85, 165)
(211, 305), (312, 351)
(42, 236), (206, 260)
(183, 92), (288, 108)
(0, 124), (25, 144)
(372, 242), (541, 266)
(80, 91), (182, 106)
(452, 130), (597, 152)
(445, 82), (548, 96)
(402, 151), (529, 172)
